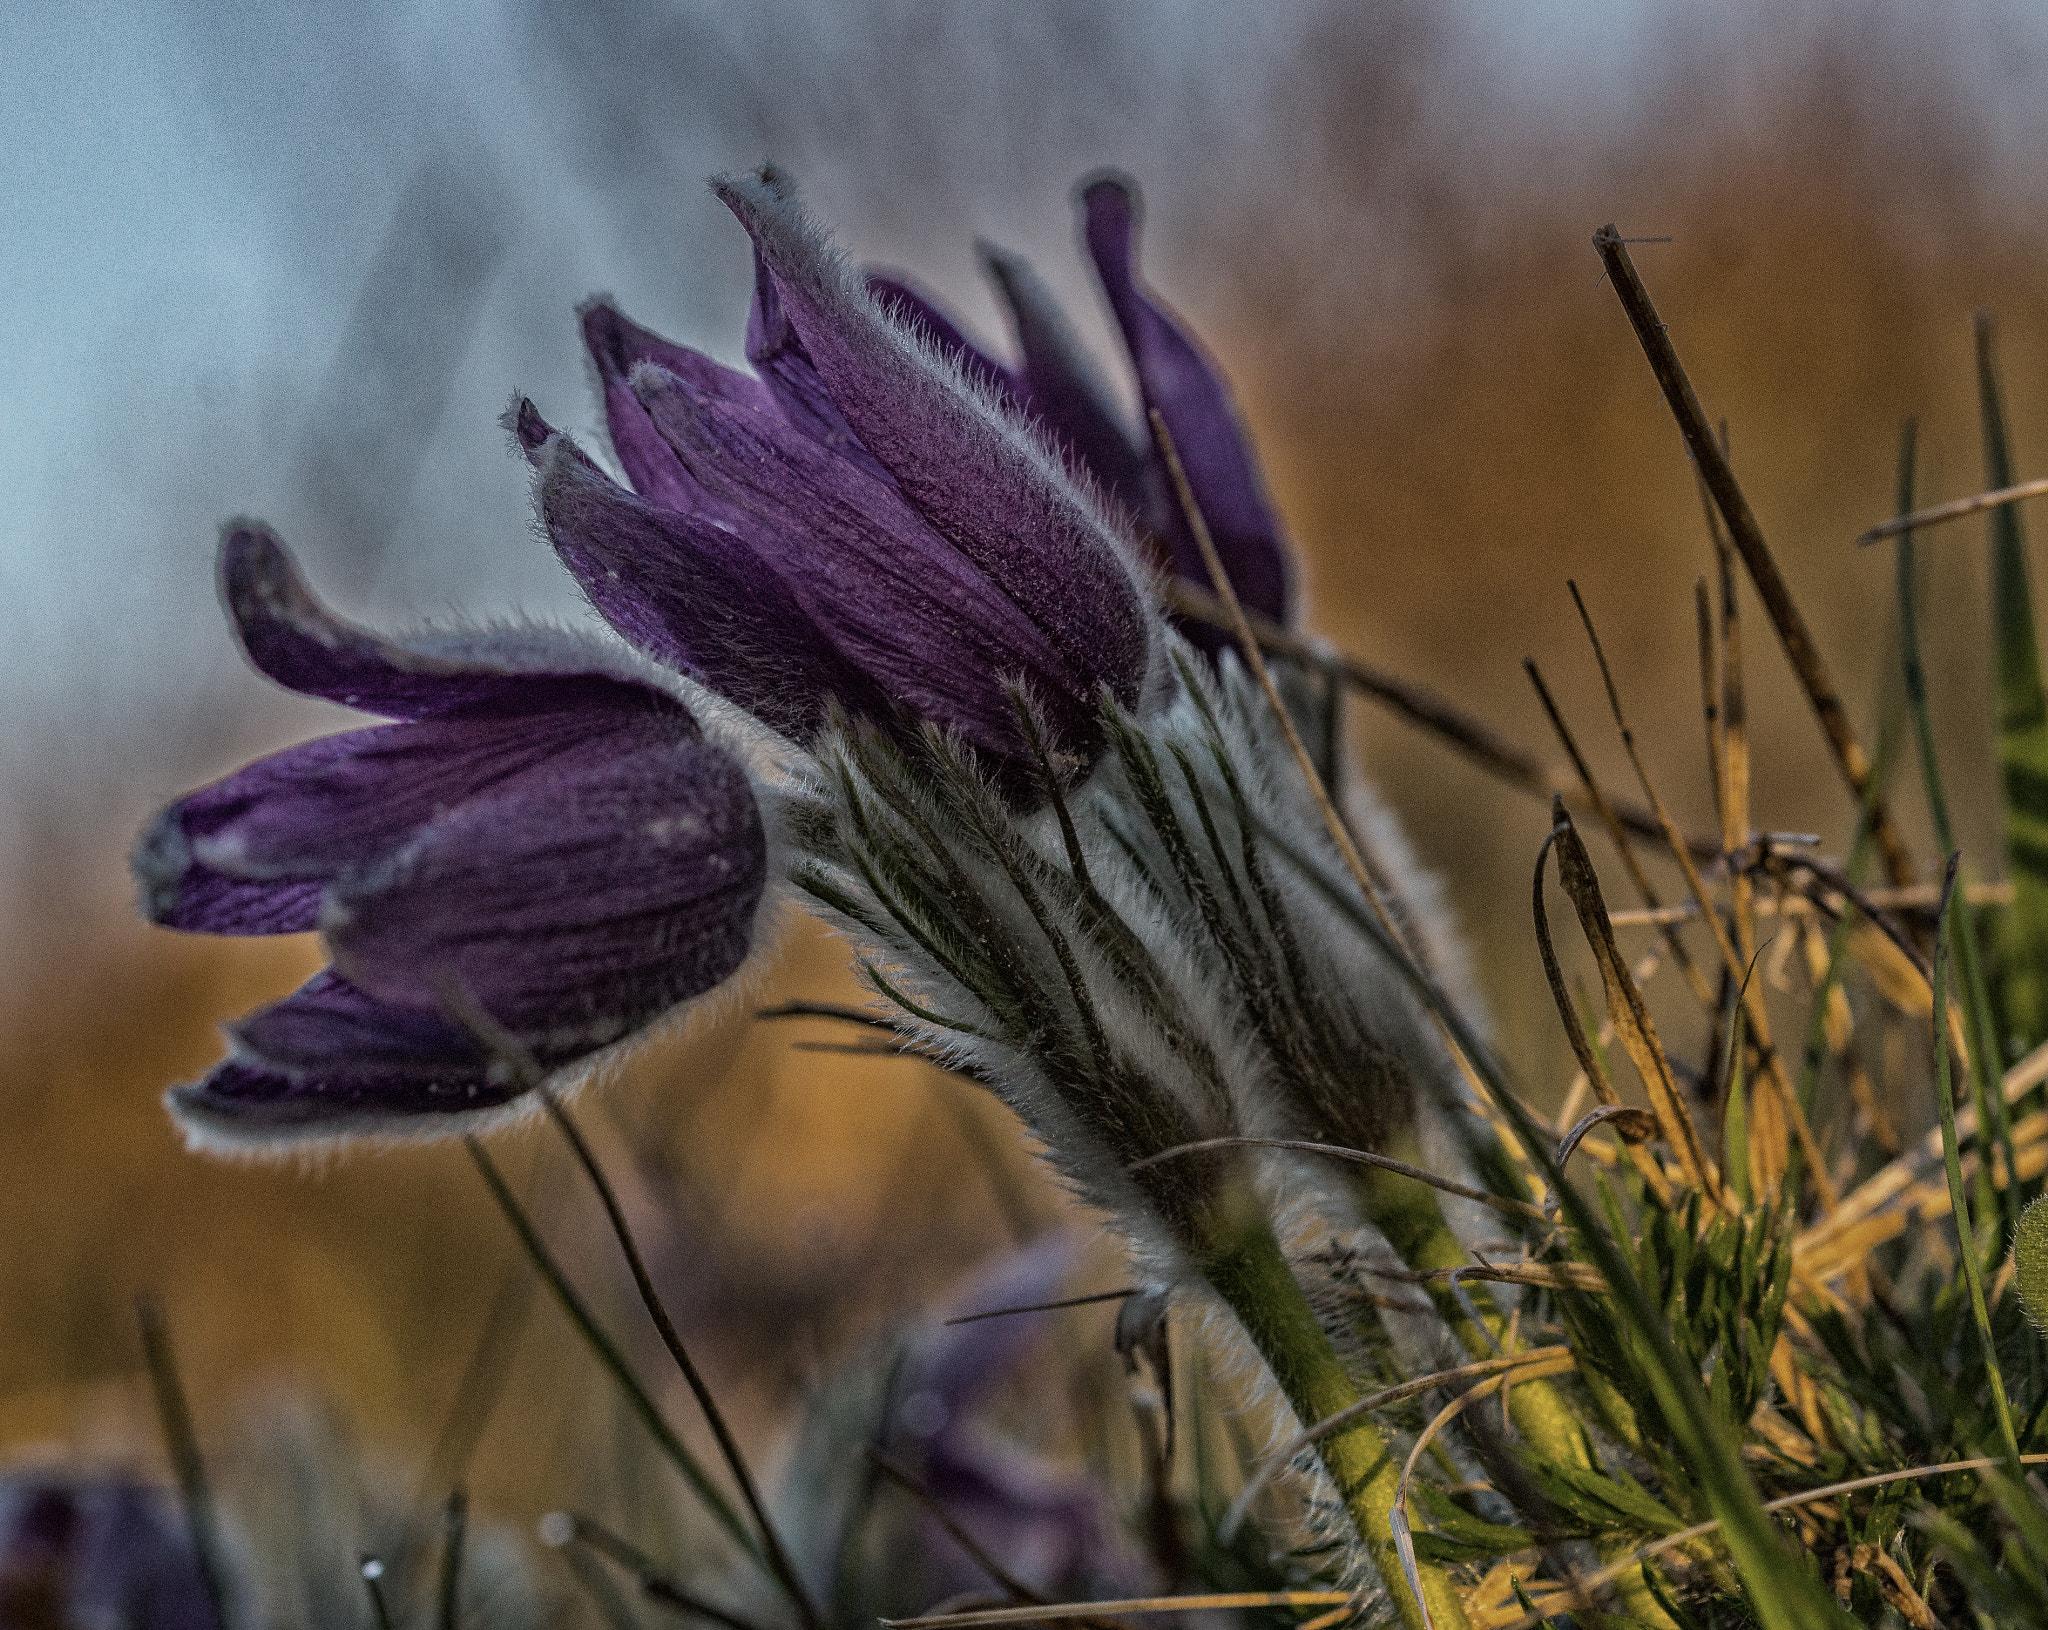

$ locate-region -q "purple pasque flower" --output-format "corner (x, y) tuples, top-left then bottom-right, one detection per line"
(883, 1238), (1146, 1605)
(529, 166), (1166, 796)
(869, 173), (1294, 650)
(0, 1473), (222, 1630)
(134, 525), (768, 1148)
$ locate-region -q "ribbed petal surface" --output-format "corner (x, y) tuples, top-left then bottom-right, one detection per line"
(1081, 175), (1292, 629)
(582, 300), (771, 512)
(633, 364), (1098, 767)
(745, 243), (894, 481)
(532, 424), (895, 739)
(327, 737), (765, 1035)
(715, 170), (1154, 715)
(138, 675), (696, 933)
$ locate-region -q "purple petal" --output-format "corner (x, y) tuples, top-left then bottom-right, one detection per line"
(865, 273), (1020, 405)
(581, 301), (772, 512)
(745, 243), (893, 481)
(222, 525), (551, 717)
(899, 1235), (1088, 1425)
(137, 678), (695, 933)
(1081, 175), (1293, 628)
(531, 419), (896, 739)
(170, 1057), (520, 1140)
(0, 1477), (221, 1630)
(229, 968), (486, 1075)
(977, 243), (1149, 524)
(631, 364), (1099, 766)
(713, 170), (1156, 714)
(325, 735), (766, 1035)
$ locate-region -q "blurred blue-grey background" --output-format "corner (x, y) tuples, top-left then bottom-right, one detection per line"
(8, 0), (2048, 1528)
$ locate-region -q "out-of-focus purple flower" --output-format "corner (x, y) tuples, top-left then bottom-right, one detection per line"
(882, 1239), (1146, 1605)
(0, 1474), (221, 1630)
(868, 173), (1294, 651)
(539, 168), (1163, 795)
(133, 526), (768, 1147)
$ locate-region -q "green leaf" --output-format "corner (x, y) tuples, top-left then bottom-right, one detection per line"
(1978, 314), (2048, 1057)
(1517, 1448), (1687, 1536)
(2015, 1196), (2048, 1332)
(1410, 1482), (1534, 1559)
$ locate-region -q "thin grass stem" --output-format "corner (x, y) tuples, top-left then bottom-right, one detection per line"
(1932, 855), (2022, 1471)
(1894, 418), (2019, 1230)
(1591, 225), (1913, 886)
(463, 1138), (761, 1565)
(536, 1089), (823, 1630)
(1130, 1136), (1546, 1221)
(438, 1488), (466, 1630)
(135, 1296), (234, 1630)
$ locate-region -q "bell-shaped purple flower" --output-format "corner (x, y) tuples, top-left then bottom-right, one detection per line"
(542, 168), (1164, 795)
(133, 525), (768, 1147)
(883, 1239), (1146, 1605)
(869, 173), (1294, 649)
(0, 1474), (222, 1630)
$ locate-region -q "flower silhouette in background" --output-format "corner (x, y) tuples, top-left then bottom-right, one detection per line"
(869, 173), (1294, 649)
(134, 526), (767, 1146)
(0, 1474), (221, 1630)
(539, 167), (1166, 798)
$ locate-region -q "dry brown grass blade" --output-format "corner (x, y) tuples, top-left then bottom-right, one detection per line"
(1567, 585), (1838, 1213)
(1553, 944), (1664, 1133)
(881, 1593), (1357, 1629)
(1525, 658), (1714, 1009)
(1549, 803), (1718, 1195)
(1607, 881), (2011, 927)
(1695, 574), (1728, 840)
(1534, 818), (1674, 1201)
(1592, 226), (1914, 888)
(1857, 473), (2048, 545)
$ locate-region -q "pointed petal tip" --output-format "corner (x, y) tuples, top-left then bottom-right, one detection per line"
(1078, 170), (1139, 214)
(504, 395), (553, 462)
(165, 1068), (543, 1156)
(216, 518), (334, 654)
(131, 806), (193, 925)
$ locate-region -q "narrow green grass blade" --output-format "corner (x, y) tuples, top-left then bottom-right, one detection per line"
(1976, 313), (2048, 1058)
(1262, 819), (1854, 1630)
(464, 1139), (764, 1567)
(1894, 417), (2018, 1228)
(1932, 856), (2022, 1472)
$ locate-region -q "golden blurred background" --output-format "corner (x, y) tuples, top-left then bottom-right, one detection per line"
(7, 0), (2048, 1569)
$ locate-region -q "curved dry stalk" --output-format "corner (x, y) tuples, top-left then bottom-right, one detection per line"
(1128, 1137), (1546, 1221)
(1390, 1359), (1572, 1630)
(1217, 1348), (1574, 1544)
(1477, 1453), (2048, 1630)
(881, 1591), (1358, 1629)
(1857, 474), (2048, 545)
(1567, 585), (1836, 1213)
(1524, 658), (1714, 1010)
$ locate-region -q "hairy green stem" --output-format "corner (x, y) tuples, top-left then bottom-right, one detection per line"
(1356, 1154), (1679, 1629)
(1200, 1207), (1467, 1630)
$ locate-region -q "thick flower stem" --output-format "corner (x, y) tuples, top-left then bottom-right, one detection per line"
(1356, 1159), (1679, 1630)
(1355, 1160), (1592, 1470)
(1199, 1209), (1469, 1630)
